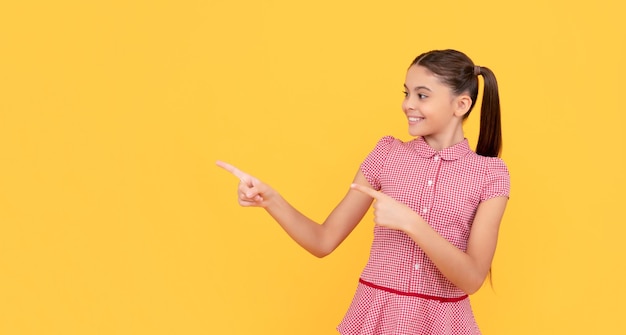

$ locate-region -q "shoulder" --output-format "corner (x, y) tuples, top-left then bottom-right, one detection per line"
(484, 156), (509, 177)
(374, 135), (402, 147)
(464, 151), (509, 174)
(370, 135), (413, 152)
(465, 153), (510, 199)
(361, 136), (411, 175)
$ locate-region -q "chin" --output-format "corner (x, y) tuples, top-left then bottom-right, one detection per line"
(408, 129), (423, 137)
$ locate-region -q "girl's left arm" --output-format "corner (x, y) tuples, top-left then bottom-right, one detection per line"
(351, 184), (508, 295)
(410, 196), (508, 294)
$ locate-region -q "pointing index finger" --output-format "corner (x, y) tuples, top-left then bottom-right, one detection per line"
(216, 160), (247, 180)
(351, 183), (382, 199)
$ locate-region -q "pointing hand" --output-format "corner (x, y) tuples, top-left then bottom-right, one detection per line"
(216, 160), (273, 207)
(350, 183), (419, 232)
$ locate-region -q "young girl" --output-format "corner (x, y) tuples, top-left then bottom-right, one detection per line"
(217, 49), (510, 335)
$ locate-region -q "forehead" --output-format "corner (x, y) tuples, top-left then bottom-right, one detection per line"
(405, 65), (445, 89)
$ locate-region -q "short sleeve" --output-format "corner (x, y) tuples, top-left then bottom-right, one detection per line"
(481, 158), (511, 201)
(360, 136), (397, 191)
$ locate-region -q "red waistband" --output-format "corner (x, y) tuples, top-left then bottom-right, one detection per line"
(359, 278), (468, 303)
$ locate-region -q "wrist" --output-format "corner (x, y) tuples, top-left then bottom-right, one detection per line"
(262, 188), (281, 209)
(403, 213), (423, 239)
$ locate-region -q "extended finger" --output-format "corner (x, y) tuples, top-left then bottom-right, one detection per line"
(350, 183), (382, 199)
(216, 160), (252, 183)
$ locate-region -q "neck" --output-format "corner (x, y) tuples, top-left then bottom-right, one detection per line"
(422, 126), (465, 151)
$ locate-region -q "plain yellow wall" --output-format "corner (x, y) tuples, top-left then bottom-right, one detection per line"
(1, 0), (624, 334)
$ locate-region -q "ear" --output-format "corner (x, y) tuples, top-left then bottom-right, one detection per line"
(454, 94), (472, 117)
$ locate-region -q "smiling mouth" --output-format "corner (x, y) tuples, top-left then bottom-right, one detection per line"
(408, 116), (423, 122)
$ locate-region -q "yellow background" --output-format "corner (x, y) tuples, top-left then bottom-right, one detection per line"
(1, 0), (624, 334)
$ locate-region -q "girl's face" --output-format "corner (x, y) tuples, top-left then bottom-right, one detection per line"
(402, 65), (470, 148)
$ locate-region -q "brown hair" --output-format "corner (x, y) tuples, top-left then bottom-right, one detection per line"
(411, 50), (502, 157)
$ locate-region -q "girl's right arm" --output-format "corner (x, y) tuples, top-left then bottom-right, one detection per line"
(216, 161), (374, 258)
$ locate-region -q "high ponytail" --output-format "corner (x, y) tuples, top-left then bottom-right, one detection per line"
(411, 50), (503, 157)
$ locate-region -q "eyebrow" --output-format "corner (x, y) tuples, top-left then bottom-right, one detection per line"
(403, 84), (432, 92)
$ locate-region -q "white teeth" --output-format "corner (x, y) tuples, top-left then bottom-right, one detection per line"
(408, 117), (422, 122)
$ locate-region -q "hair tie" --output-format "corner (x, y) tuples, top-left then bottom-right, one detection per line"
(474, 65), (481, 76)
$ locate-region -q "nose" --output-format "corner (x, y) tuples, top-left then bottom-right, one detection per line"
(403, 96), (416, 112)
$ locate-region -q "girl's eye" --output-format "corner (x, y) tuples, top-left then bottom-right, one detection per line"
(418, 94), (427, 99)
(402, 91), (408, 97)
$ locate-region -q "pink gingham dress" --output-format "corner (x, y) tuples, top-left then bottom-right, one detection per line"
(337, 136), (510, 335)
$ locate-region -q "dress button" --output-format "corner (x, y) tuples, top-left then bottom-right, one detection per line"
(422, 207), (428, 213)
(433, 155), (440, 161)
(414, 263), (420, 270)
(427, 180), (433, 186)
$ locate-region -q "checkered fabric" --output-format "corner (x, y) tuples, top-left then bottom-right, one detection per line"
(337, 136), (510, 335)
